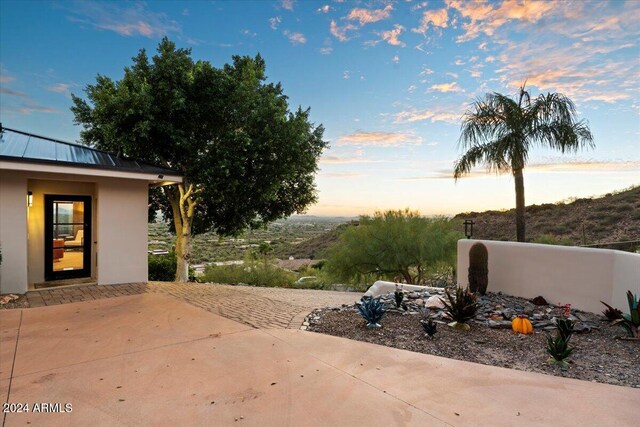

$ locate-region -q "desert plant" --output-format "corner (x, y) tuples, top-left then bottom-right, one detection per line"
(420, 318), (437, 338)
(600, 301), (623, 321)
(546, 335), (573, 369)
(555, 318), (574, 342)
(394, 283), (404, 308)
(512, 315), (533, 334)
(468, 242), (488, 295)
(611, 291), (640, 338)
(358, 297), (385, 328)
(148, 252), (177, 281)
(442, 286), (477, 330)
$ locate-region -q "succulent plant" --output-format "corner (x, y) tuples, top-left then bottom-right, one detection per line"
(611, 290), (640, 338)
(546, 318), (574, 369)
(555, 318), (574, 342)
(394, 284), (404, 308)
(468, 242), (488, 295)
(442, 286), (477, 330)
(420, 318), (437, 338)
(546, 335), (573, 369)
(358, 297), (385, 328)
(600, 301), (623, 321)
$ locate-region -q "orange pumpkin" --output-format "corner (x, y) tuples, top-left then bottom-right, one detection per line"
(512, 315), (533, 334)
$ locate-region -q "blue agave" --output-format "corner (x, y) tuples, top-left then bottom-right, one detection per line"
(613, 290), (639, 338)
(358, 297), (385, 328)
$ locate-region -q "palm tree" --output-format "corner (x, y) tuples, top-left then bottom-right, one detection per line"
(454, 84), (594, 242)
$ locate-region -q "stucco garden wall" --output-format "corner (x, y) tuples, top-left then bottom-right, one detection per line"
(457, 239), (640, 314)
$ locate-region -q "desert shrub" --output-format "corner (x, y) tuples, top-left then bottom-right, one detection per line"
(148, 252), (177, 281)
(324, 210), (462, 287)
(202, 262), (296, 287)
(531, 234), (574, 246)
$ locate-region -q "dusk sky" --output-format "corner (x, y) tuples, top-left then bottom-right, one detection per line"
(1, 0), (638, 217)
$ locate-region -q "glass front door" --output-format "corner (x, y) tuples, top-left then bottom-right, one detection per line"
(44, 195), (92, 281)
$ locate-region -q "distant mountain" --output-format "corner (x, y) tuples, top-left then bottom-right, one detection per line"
(281, 186), (640, 258)
(454, 186), (639, 245)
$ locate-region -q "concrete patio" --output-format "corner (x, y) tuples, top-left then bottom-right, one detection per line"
(1, 294), (637, 426)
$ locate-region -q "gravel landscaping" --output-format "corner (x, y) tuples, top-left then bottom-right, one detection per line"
(307, 289), (640, 388)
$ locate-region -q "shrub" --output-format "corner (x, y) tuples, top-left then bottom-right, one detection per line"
(324, 210), (461, 287)
(148, 253), (177, 281)
(532, 234), (574, 246)
(202, 262), (296, 287)
(546, 318), (574, 369)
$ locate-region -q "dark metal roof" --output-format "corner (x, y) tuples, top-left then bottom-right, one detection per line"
(0, 126), (181, 177)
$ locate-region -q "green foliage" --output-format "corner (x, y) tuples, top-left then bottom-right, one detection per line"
(546, 318), (574, 368)
(148, 252), (195, 281)
(202, 262), (296, 288)
(531, 234), (574, 246)
(468, 242), (488, 295)
(454, 84), (594, 242)
(420, 318), (438, 338)
(442, 286), (477, 328)
(611, 290), (640, 338)
(555, 318), (575, 342)
(546, 335), (573, 368)
(148, 253), (177, 281)
(72, 37), (327, 280)
(324, 210), (461, 286)
(358, 297), (385, 328)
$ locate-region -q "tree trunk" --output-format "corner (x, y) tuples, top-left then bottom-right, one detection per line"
(167, 183), (197, 282)
(513, 168), (526, 242)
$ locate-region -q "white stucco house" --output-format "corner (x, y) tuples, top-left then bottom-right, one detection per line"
(0, 126), (182, 294)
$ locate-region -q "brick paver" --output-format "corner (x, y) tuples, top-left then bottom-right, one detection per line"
(22, 282), (358, 329)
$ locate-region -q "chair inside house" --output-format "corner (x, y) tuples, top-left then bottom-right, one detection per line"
(53, 238), (65, 262)
(65, 229), (84, 248)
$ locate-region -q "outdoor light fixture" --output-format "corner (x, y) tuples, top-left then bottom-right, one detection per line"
(464, 219), (474, 239)
(27, 191), (33, 208)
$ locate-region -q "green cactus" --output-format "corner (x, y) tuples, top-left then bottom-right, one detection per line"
(468, 242), (489, 295)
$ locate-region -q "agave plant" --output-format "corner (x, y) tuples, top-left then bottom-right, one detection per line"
(600, 301), (623, 321)
(611, 291), (640, 338)
(546, 335), (573, 369)
(442, 286), (477, 330)
(555, 318), (574, 342)
(420, 318), (437, 338)
(358, 297), (385, 329)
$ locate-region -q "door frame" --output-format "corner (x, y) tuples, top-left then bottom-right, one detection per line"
(44, 194), (92, 281)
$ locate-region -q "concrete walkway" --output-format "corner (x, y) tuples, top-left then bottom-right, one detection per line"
(25, 282), (359, 329)
(1, 294), (637, 426)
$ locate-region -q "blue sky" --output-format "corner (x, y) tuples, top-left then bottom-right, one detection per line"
(1, 0), (639, 216)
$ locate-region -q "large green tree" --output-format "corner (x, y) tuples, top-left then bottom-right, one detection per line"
(72, 38), (327, 281)
(325, 210), (461, 285)
(453, 84), (594, 242)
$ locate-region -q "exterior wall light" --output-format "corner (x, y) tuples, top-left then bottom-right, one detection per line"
(464, 219), (474, 239)
(27, 191), (33, 208)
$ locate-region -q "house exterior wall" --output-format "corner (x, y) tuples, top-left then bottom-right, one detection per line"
(457, 239), (640, 313)
(0, 171), (28, 294)
(96, 178), (148, 285)
(27, 179), (96, 285)
(0, 169), (151, 293)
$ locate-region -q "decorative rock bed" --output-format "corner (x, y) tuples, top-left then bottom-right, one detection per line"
(305, 288), (640, 388)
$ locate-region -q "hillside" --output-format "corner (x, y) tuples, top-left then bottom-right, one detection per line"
(453, 186), (640, 245)
(279, 186), (640, 258)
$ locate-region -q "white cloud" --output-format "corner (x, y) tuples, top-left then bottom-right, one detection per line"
(347, 4), (393, 25)
(330, 20), (358, 42)
(269, 16), (282, 30)
(392, 55), (400, 64)
(413, 8), (449, 34)
(47, 83), (72, 93)
(318, 5), (331, 14)
(319, 47), (333, 55)
(283, 30), (306, 45)
(430, 82), (463, 93)
(281, 0), (295, 11)
(337, 131), (423, 147)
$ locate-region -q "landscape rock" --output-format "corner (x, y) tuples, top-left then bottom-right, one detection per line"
(425, 295), (446, 309)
